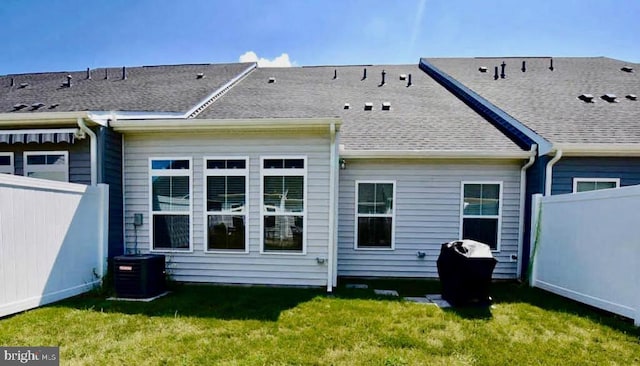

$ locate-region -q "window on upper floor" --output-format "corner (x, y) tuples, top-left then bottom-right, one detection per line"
(461, 182), (502, 251)
(573, 178), (620, 193)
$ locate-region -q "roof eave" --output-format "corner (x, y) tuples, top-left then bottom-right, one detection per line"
(110, 117), (342, 133)
(554, 143), (640, 157)
(340, 149), (531, 160)
(0, 111), (107, 126)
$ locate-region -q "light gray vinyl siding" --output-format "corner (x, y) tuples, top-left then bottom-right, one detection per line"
(337, 159), (522, 279)
(123, 131), (332, 287)
(1, 137), (91, 184)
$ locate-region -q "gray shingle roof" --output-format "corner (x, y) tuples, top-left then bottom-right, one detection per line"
(198, 65), (523, 152)
(0, 63), (253, 114)
(426, 57), (640, 144)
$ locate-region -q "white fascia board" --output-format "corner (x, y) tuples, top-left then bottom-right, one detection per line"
(0, 111), (102, 126)
(0, 127), (79, 134)
(555, 143), (640, 157)
(110, 117), (342, 132)
(340, 149), (531, 159)
(88, 111), (184, 121)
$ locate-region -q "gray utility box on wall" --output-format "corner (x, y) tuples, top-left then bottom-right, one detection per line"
(113, 254), (166, 298)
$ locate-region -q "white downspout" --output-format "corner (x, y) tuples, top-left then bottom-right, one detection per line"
(517, 145), (537, 279)
(77, 117), (98, 186)
(327, 123), (337, 292)
(544, 149), (563, 196)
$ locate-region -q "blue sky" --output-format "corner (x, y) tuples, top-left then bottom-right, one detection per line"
(2, 0), (639, 74)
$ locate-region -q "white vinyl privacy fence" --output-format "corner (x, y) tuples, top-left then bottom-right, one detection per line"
(0, 174), (108, 317)
(530, 186), (640, 326)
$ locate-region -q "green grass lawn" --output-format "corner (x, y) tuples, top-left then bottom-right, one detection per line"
(1, 281), (639, 365)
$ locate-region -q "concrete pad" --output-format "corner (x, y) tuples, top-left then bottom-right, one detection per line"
(345, 284), (369, 289)
(107, 291), (170, 302)
(430, 299), (452, 308)
(374, 289), (399, 296)
(403, 297), (434, 304)
(425, 294), (443, 301)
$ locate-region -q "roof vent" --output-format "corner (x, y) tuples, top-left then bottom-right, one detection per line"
(601, 94), (618, 103)
(578, 94), (595, 103)
(478, 66), (487, 73)
(64, 75), (72, 87)
(19, 82), (29, 88)
(10, 77), (14, 87)
(626, 94), (637, 101)
(268, 77), (276, 83)
(500, 62), (506, 79)
(494, 66), (499, 80)
(48, 103), (59, 109)
(621, 66), (634, 73)
(549, 58), (554, 71)
(399, 74), (407, 80)
(196, 73), (205, 79)
(407, 73), (412, 87)
(362, 68), (367, 80)
(364, 102), (373, 111)
(31, 102), (45, 110)
(333, 69), (337, 79)
(122, 66), (127, 80)
(379, 70), (386, 86)
(86, 67), (92, 80)
(13, 103), (28, 110)
(521, 61), (526, 72)
(344, 103), (350, 109)
(104, 69), (109, 80)
(381, 102), (391, 111)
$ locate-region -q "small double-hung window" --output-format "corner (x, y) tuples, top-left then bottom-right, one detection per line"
(261, 157), (306, 253)
(0, 152), (13, 174)
(205, 158), (248, 252)
(461, 182), (502, 250)
(355, 181), (395, 249)
(150, 158), (192, 251)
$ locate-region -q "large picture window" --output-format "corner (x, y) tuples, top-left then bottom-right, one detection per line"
(150, 158), (191, 251)
(355, 181), (395, 249)
(461, 182), (502, 250)
(24, 151), (68, 182)
(204, 158), (248, 252)
(0, 152), (13, 174)
(573, 178), (620, 193)
(261, 157), (306, 253)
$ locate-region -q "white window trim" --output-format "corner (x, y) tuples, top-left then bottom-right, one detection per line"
(572, 177), (620, 193)
(0, 152), (14, 174)
(354, 180), (397, 251)
(23, 151), (69, 182)
(149, 157), (193, 253)
(260, 156), (308, 255)
(459, 181), (503, 252)
(203, 156), (250, 254)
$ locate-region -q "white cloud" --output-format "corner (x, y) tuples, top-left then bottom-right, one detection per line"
(239, 51), (293, 67)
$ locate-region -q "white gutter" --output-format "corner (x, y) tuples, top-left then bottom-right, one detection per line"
(110, 117), (341, 132)
(77, 117), (98, 186)
(554, 143), (640, 157)
(88, 111), (184, 121)
(327, 122), (337, 292)
(0, 111), (108, 126)
(544, 149), (563, 196)
(340, 149), (532, 160)
(516, 144), (537, 279)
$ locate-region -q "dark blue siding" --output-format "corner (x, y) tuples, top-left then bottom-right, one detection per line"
(98, 127), (124, 258)
(521, 156), (548, 279)
(552, 157), (640, 195)
(2, 137), (91, 184)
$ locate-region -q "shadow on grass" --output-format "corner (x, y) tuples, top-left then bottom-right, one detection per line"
(53, 284), (325, 322)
